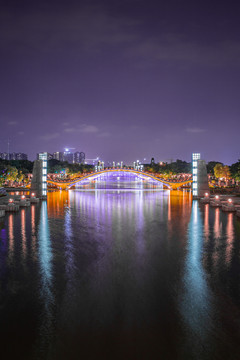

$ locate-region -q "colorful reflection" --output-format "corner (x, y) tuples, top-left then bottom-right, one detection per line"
(225, 213), (234, 266)
(21, 209), (27, 260)
(37, 201), (54, 354)
(31, 204), (37, 260)
(180, 201), (213, 350)
(0, 188), (240, 359)
(8, 214), (14, 262)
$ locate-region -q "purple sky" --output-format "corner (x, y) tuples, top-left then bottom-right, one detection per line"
(0, 0), (240, 164)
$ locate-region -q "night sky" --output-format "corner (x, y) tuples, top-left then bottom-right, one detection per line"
(1, 0), (240, 164)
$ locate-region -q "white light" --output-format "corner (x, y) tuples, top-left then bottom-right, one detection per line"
(21, 195), (25, 199)
(193, 184), (197, 189)
(215, 195), (219, 200)
(205, 192), (209, 197)
(228, 198), (232, 203)
(193, 161), (197, 167)
(192, 153), (200, 160)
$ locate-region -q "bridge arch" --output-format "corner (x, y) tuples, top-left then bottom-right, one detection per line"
(47, 169), (192, 190)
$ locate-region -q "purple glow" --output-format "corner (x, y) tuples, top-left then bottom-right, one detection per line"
(0, 1), (239, 164)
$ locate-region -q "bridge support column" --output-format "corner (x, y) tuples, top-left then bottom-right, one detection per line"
(30, 152), (48, 199)
(192, 153), (209, 199)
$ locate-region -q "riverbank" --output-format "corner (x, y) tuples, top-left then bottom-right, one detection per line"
(210, 187), (240, 196)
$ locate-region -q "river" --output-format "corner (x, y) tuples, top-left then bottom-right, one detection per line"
(0, 179), (240, 359)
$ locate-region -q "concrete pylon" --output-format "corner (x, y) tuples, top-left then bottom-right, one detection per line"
(30, 160), (44, 198)
(197, 160), (210, 198)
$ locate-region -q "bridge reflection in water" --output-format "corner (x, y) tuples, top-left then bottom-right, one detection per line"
(1, 187), (240, 359)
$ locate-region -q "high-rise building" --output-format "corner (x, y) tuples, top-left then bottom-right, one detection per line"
(63, 149), (74, 163)
(52, 149), (86, 164)
(10, 152), (28, 160)
(0, 152), (9, 160)
(0, 152), (28, 160)
(74, 152), (85, 164)
(53, 152), (64, 162)
(37, 152), (52, 161)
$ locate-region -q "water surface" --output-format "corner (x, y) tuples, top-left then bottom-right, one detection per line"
(0, 183), (240, 359)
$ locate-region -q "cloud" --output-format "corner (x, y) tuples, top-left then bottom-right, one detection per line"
(64, 128), (75, 133)
(128, 36), (240, 67)
(79, 124), (99, 133)
(1, 3), (239, 69)
(97, 132), (111, 138)
(40, 132), (60, 141)
(0, 5), (138, 54)
(8, 121), (17, 125)
(185, 128), (206, 133)
(64, 124), (99, 134)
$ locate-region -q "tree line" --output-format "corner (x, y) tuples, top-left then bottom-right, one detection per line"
(0, 159), (94, 186)
(144, 159), (240, 180)
(0, 158), (240, 186)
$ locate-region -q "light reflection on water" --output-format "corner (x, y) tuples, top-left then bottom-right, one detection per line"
(36, 201), (55, 358)
(0, 187), (240, 359)
(180, 201), (214, 358)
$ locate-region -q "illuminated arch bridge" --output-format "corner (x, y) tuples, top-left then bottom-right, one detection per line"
(47, 169), (192, 190)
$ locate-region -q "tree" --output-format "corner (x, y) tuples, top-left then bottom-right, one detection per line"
(207, 161), (223, 174)
(214, 163), (223, 178)
(230, 160), (240, 181)
(17, 170), (24, 183)
(221, 165), (231, 180)
(214, 163), (231, 180)
(6, 166), (18, 186)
